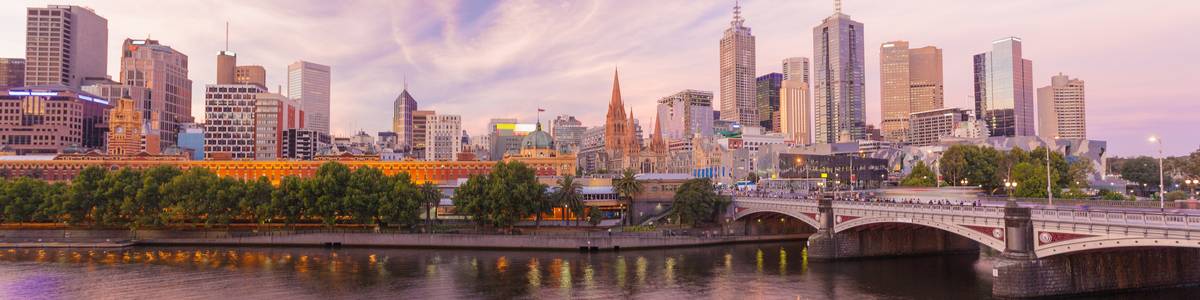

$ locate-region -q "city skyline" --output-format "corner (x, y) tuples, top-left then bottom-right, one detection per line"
(0, 1), (1197, 156)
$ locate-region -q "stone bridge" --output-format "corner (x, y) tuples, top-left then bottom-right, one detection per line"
(733, 196), (1200, 298)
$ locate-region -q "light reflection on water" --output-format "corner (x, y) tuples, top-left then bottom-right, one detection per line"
(0, 243), (1195, 300)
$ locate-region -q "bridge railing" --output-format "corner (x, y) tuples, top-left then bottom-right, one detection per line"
(833, 201), (1006, 218)
(1031, 208), (1200, 229)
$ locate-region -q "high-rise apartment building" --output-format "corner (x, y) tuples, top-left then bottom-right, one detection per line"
(287, 61), (331, 134)
(425, 114), (462, 161)
(107, 98), (144, 155)
(410, 110), (434, 160)
(756, 73), (783, 131)
(393, 88), (418, 151)
(1037, 73), (1085, 140)
(719, 2), (757, 126)
(234, 65), (266, 88)
(0, 87), (109, 154)
(203, 84), (266, 160)
(24, 5), (107, 88)
(974, 37), (1035, 137)
(656, 89), (714, 141)
(254, 93), (305, 160)
(813, 4), (866, 143)
(880, 41), (943, 143)
(0, 58), (25, 90)
(282, 129), (330, 160)
(550, 115), (585, 153)
(118, 38), (193, 149)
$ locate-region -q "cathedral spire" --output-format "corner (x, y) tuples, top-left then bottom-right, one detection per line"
(650, 115), (666, 154)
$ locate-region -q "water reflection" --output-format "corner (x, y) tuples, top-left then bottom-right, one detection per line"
(0, 244), (1196, 299)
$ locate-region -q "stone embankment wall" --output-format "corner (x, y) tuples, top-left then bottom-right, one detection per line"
(993, 247), (1200, 298)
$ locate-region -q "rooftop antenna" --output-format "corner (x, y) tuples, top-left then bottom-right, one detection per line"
(403, 73), (408, 90)
(835, 0), (842, 14)
(224, 21), (229, 51)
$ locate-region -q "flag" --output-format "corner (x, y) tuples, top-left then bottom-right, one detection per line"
(537, 108), (545, 112)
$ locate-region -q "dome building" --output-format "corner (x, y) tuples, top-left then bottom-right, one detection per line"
(520, 122), (557, 158)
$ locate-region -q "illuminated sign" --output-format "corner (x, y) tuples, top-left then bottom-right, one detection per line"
(514, 124), (536, 133)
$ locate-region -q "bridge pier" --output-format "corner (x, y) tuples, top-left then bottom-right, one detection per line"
(806, 196), (838, 261)
(806, 195), (978, 261)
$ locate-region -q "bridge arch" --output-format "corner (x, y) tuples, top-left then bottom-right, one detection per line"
(833, 216), (1005, 252)
(733, 208), (821, 231)
(1036, 236), (1200, 258)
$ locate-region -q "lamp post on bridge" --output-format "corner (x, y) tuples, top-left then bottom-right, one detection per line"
(1004, 179), (1018, 208)
(1186, 179), (1198, 201)
(1149, 135), (1164, 211)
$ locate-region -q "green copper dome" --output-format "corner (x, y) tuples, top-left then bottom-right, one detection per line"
(522, 122), (554, 150)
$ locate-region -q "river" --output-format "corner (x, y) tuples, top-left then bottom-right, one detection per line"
(0, 243), (1195, 299)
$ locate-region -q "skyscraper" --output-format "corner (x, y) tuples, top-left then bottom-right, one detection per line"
(781, 77), (812, 145)
(411, 110), (435, 160)
(756, 73), (783, 131)
(0, 58), (24, 90)
(288, 61), (331, 134)
(879, 41), (943, 143)
(393, 88), (418, 152)
(119, 38), (193, 150)
(254, 93), (305, 161)
(974, 37), (1035, 137)
(24, 5), (107, 88)
(813, 3), (866, 143)
(1037, 73), (1086, 140)
(656, 89), (714, 141)
(719, 2), (757, 126)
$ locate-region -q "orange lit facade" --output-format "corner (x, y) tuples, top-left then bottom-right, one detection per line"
(0, 153), (576, 184)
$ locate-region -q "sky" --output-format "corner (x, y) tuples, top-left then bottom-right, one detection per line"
(1, 0), (1198, 157)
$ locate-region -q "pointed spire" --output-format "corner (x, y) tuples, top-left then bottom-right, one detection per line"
(651, 114), (666, 153)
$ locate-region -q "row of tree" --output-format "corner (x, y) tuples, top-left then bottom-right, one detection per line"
(900, 145), (1095, 198)
(0, 162), (442, 229)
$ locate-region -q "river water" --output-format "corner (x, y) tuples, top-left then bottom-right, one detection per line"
(0, 243), (1195, 299)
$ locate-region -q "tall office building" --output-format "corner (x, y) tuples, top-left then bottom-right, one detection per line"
(203, 84), (267, 160)
(550, 115), (585, 153)
(254, 93), (305, 160)
(719, 2), (757, 126)
(0, 58), (25, 90)
(813, 3), (866, 143)
(487, 118), (520, 160)
(425, 114), (462, 161)
(410, 110), (434, 160)
(908, 108), (972, 147)
(879, 41), (943, 143)
(755, 73), (783, 131)
(782, 57), (810, 83)
(1037, 73), (1085, 140)
(393, 88), (418, 151)
(234, 65), (266, 88)
(656, 89), (714, 141)
(24, 5), (107, 88)
(119, 38), (193, 150)
(288, 61), (331, 134)
(781, 78), (812, 145)
(974, 37), (1035, 137)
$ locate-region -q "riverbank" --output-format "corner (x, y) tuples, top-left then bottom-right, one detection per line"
(0, 229), (808, 251)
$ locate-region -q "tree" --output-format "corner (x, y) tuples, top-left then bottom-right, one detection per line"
(61, 166), (107, 225)
(97, 168), (143, 226)
(612, 169), (643, 226)
(162, 168), (220, 226)
(1117, 156), (1170, 194)
(901, 161), (937, 187)
(272, 176), (307, 227)
(1067, 158), (1095, 189)
(126, 166), (181, 229)
(671, 178), (729, 226)
(587, 207), (603, 226)
(452, 161), (542, 231)
(2, 177), (53, 223)
(243, 176), (274, 227)
(378, 173), (420, 228)
(554, 175), (583, 227)
(745, 172), (760, 184)
(311, 162), (351, 227)
(939, 145), (969, 186)
(419, 182), (443, 228)
(345, 167), (387, 225)
(452, 174), (489, 228)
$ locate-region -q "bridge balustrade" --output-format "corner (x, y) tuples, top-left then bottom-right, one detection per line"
(1030, 208), (1200, 229)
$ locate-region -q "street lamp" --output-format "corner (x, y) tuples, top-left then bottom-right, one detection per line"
(1046, 136), (1059, 206)
(960, 179), (969, 186)
(1186, 179), (1198, 201)
(1149, 135), (1164, 210)
(1004, 179), (1018, 207)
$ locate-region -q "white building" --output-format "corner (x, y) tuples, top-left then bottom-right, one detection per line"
(287, 61), (331, 134)
(718, 2), (757, 126)
(425, 114), (462, 161)
(204, 84), (266, 160)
